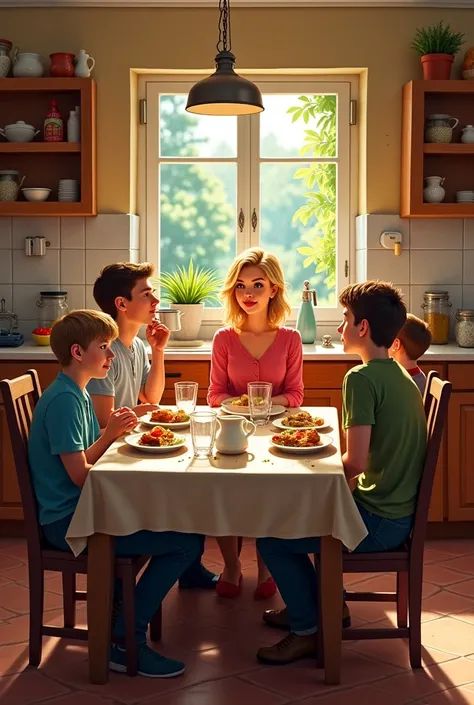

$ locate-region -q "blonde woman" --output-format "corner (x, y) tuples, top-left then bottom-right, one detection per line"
(207, 248), (304, 599)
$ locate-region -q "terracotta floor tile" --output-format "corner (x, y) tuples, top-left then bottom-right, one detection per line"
(0, 543), (29, 562)
(39, 694), (116, 705)
(423, 565), (473, 587)
(145, 675), (290, 705)
(0, 583), (64, 615)
(424, 546), (457, 564)
(423, 590), (474, 617)
(0, 610), (64, 646)
(422, 617), (474, 656)
(302, 682), (417, 705)
(347, 574), (439, 600)
(0, 641), (29, 675)
(421, 686), (474, 704)
(376, 671), (448, 700)
(0, 554), (24, 571)
(424, 657), (474, 688)
(1, 564), (57, 586)
(346, 636), (458, 670)
(439, 555), (474, 576)
(426, 541), (474, 557)
(452, 610), (474, 627)
(0, 670), (70, 705)
(446, 579), (474, 599)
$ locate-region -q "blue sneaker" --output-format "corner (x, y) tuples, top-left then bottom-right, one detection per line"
(110, 643), (185, 678)
(179, 562), (219, 590)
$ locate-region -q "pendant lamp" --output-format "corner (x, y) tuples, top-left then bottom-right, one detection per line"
(186, 0), (264, 116)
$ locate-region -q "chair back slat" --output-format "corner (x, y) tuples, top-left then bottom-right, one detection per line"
(411, 374), (452, 557)
(0, 370), (43, 559)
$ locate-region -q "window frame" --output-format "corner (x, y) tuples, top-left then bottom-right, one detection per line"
(137, 73), (358, 327)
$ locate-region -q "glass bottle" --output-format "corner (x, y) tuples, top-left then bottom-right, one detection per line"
(44, 100), (64, 142)
(421, 291), (451, 345)
(296, 280), (317, 344)
(36, 291), (68, 328)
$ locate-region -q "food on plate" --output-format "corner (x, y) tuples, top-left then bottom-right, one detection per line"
(150, 408), (190, 424)
(271, 429), (322, 448)
(230, 394), (249, 406)
(281, 411), (325, 428)
(138, 426), (182, 447)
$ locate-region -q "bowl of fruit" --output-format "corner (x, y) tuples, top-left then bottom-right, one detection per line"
(32, 327), (52, 346)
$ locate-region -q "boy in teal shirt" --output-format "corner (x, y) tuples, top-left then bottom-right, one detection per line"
(256, 281), (427, 665)
(29, 309), (201, 678)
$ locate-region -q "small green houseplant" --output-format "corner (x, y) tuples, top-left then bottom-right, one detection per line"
(412, 21), (465, 80)
(157, 261), (222, 341)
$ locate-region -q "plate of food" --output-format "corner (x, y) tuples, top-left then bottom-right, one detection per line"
(140, 407), (190, 429)
(221, 395), (286, 417)
(270, 429), (333, 454)
(272, 411), (330, 431)
(125, 426), (186, 453)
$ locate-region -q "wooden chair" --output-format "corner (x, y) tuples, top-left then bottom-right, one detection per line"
(0, 369), (162, 677)
(339, 371), (451, 668)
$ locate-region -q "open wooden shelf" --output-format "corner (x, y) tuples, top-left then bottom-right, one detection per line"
(0, 78), (96, 217)
(401, 80), (474, 218)
(0, 142), (81, 153)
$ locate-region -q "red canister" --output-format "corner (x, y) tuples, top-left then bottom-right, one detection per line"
(49, 52), (75, 77)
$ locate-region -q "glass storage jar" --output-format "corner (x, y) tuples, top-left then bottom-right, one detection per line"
(454, 310), (474, 348)
(36, 291), (68, 328)
(421, 291), (451, 345)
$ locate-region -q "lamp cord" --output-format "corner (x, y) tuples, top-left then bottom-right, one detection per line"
(216, 0), (232, 53)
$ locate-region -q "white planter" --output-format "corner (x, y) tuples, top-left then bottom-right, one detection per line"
(170, 303), (204, 341)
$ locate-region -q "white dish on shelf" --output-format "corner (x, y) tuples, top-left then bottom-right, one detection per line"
(22, 188), (51, 202)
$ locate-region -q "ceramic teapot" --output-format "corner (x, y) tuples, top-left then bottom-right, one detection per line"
(215, 415), (256, 455)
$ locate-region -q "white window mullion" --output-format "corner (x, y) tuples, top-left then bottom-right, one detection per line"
(249, 113), (260, 249)
(335, 83), (351, 301)
(237, 115), (252, 253)
(145, 81), (160, 268)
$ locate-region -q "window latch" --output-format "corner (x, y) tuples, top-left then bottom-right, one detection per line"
(238, 208), (245, 232)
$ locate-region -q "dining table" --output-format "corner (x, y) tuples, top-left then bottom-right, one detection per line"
(65, 405), (368, 686)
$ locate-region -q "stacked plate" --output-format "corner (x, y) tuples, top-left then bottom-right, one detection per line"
(456, 190), (474, 203)
(58, 179), (79, 202)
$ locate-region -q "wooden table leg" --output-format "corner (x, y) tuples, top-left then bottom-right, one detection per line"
(320, 535), (342, 685)
(87, 533), (114, 684)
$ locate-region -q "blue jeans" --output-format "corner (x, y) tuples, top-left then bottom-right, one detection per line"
(42, 515), (202, 643)
(256, 502), (413, 634)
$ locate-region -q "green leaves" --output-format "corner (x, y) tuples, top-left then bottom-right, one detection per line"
(411, 21), (464, 56)
(156, 260), (223, 305)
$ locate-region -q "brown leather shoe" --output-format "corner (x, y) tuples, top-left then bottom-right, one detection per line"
(263, 603), (351, 630)
(257, 632), (318, 665)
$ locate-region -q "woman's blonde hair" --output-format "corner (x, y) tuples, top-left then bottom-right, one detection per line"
(221, 248), (291, 331)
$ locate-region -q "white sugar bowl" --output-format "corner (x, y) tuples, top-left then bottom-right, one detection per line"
(0, 121), (39, 143)
(461, 125), (474, 144)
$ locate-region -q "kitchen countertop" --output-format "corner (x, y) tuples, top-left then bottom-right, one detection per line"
(1, 341), (473, 362)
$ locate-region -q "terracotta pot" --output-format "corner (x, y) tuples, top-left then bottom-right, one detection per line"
(421, 53), (454, 80)
(49, 52), (75, 77)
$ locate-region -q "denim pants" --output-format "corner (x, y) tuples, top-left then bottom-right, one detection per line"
(256, 502), (413, 634)
(42, 515), (202, 643)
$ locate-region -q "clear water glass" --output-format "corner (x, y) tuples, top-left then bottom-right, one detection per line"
(174, 381), (198, 415)
(190, 411), (217, 458)
(247, 382), (273, 426)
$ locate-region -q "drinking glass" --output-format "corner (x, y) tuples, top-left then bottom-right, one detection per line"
(190, 411), (217, 458)
(174, 381), (198, 415)
(247, 382), (273, 426)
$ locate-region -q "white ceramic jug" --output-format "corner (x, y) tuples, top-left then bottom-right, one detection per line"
(215, 415), (256, 455)
(461, 125), (474, 144)
(423, 176), (445, 204)
(12, 52), (44, 78)
(74, 49), (95, 78)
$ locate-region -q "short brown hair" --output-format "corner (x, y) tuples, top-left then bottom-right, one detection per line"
(397, 313), (432, 360)
(93, 262), (155, 319)
(339, 280), (407, 348)
(50, 310), (118, 367)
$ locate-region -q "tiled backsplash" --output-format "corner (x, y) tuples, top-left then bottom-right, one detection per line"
(0, 214), (139, 335)
(356, 215), (474, 323)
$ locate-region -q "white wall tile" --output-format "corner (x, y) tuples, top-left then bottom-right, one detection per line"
(463, 286), (474, 309)
(61, 218), (85, 249)
(12, 250), (60, 285)
(464, 250), (474, 285)
(410, 250), (462, 286)
(0, 285), (13, 313)
(16, 320), (38, 337)
(355, 249), (367, 281)
(13, 283), (59, 320)
(355, 215), (367, 250)
(85, 285), (99, 310)
(0, 218), (12, 249)
(12, 217), (60, 249)
(366, 249), (410, 284)
(85, 249), (130, 285)
(465, 220), (474, 250)
(365, 214), (409, 249)
(410, 218), (463, 250)
(85, 214), (134, 250)
(0, 250), (12, 284)
(60, 250), (85, 285)
(62, 285), (85, 311)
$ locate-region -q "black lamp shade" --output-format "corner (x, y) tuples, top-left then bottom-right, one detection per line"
(186, 51), (264, 116)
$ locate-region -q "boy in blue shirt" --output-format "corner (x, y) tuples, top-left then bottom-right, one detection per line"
(29, 309), (201, 678)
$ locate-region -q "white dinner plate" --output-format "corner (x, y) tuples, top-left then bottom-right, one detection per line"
(124, 432), (187, 453)
(270, 433), (333, 454)
(221, 398), (286, 418)
(140, 412), (190, 429)
(272, 416), (331, 432)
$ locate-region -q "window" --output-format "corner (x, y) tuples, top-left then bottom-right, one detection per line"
(139, 76), (357, 323)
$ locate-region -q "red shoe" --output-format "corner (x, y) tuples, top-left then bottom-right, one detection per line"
(216, 574), (242, 598)
(254, 577), (277, 600)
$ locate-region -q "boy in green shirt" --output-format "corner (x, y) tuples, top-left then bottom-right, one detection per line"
(256, 281), (427, 665)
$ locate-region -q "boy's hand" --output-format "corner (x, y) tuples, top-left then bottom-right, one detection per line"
(146, 321), (170, 351)
(133, 403), (159, 418)
(104, 407), (138, 442)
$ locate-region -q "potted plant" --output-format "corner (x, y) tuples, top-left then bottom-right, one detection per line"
(412, 21), (465, 80)
(157, 260), (222, 341)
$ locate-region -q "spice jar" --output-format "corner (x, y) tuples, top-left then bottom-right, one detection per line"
(421, 291), (452, 345)
(36, 291), (68, 328)
(454, 310), (474, 348)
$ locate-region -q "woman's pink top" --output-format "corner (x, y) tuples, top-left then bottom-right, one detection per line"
(207, 327), (304, 408)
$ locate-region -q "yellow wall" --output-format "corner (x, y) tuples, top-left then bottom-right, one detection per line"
(3, 7), (473, 214)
